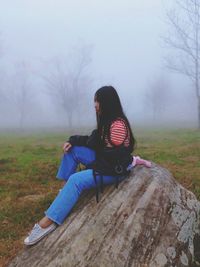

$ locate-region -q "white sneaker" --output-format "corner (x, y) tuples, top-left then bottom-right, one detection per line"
(24, 223), (57, 246)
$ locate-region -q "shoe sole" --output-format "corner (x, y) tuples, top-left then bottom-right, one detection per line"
(24, 224), (57, 246)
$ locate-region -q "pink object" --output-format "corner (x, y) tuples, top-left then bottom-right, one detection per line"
(132, 156), (151, 168)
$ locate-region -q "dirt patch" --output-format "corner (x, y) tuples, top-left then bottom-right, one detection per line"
(18, 194), (44, 202)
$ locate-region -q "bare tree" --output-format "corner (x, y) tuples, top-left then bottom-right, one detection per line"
(11, 61), (34, 130)
(0, 71), (6, 104)
(0, 32), (5, 103)
(144, 75), (169, 122)
(0, 31), (2, 57)
(40, 45), (93, 129)
(164, 0), (200, 129)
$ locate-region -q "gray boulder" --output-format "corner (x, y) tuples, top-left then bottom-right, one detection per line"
(8, 164), (200, 267)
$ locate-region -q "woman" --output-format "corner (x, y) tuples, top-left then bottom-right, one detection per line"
(24, 86), (151, 245)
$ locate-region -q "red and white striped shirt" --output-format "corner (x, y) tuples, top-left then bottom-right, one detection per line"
(105, 119), (130, 147)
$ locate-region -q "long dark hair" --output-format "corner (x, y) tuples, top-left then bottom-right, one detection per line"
(94, 86), (136, 152)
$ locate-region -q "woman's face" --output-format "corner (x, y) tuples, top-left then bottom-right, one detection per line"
(94, 100), (100, 114)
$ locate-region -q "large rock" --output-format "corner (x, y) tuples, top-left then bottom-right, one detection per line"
(8, 164), (200, 267)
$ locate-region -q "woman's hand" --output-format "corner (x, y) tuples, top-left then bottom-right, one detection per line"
(63, 142), (72, 153)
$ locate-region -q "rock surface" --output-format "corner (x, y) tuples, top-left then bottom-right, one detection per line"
(8, 164), (200, 267)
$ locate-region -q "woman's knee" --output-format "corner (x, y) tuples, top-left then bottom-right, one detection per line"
(70, 146), (96, 165)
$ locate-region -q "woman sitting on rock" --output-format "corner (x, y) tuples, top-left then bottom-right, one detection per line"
(24, 85), (151, 245)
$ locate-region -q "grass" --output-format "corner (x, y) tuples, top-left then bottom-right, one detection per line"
(0, 128), (199, 267)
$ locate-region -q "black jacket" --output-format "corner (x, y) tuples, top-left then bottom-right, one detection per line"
(68, 129), (133, 176)
(68, 126), (133, 203)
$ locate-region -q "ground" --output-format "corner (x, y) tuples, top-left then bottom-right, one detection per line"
(0, 128), (199, 267)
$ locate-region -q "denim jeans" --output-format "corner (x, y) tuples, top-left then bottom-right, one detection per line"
(45, 146), (126, 225)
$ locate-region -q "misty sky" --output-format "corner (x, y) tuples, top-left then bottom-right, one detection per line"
(1, 0), (165, 79)
(0, 0), (197, 128)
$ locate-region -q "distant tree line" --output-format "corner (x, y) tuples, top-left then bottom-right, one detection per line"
(0, 44), (94, 131)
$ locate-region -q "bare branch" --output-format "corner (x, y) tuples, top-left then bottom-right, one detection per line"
(163, 35), (195, 60)
(163, 55), (195, 81)
(166, 10), (195, 57)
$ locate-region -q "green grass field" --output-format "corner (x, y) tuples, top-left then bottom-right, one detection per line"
(0, 128), (199, 267)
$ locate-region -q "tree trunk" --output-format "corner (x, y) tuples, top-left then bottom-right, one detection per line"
(198, 95), (200, 129)
(67, 111), (73, 131)
(19, 111), (24, 132)
(8, 164), (200, 267)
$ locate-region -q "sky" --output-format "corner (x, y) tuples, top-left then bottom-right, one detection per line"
(1, 0), (164, 73)
(0, 0), (197, 129)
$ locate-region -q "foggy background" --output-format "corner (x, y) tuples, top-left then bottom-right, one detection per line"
(0, 0), (197, 131)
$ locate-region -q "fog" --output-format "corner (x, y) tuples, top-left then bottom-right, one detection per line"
(0, 0), (198, 131)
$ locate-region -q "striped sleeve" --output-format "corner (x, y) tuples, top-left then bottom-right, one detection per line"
(110, 120), (127, 146)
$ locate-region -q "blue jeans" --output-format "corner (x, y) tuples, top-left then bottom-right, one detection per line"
(45, 146), (126, 225)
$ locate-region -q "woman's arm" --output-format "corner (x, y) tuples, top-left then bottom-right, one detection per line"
(67, 129), (99, 149)
(68, 135), (89, 146)
(108, 119), (128, 146)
